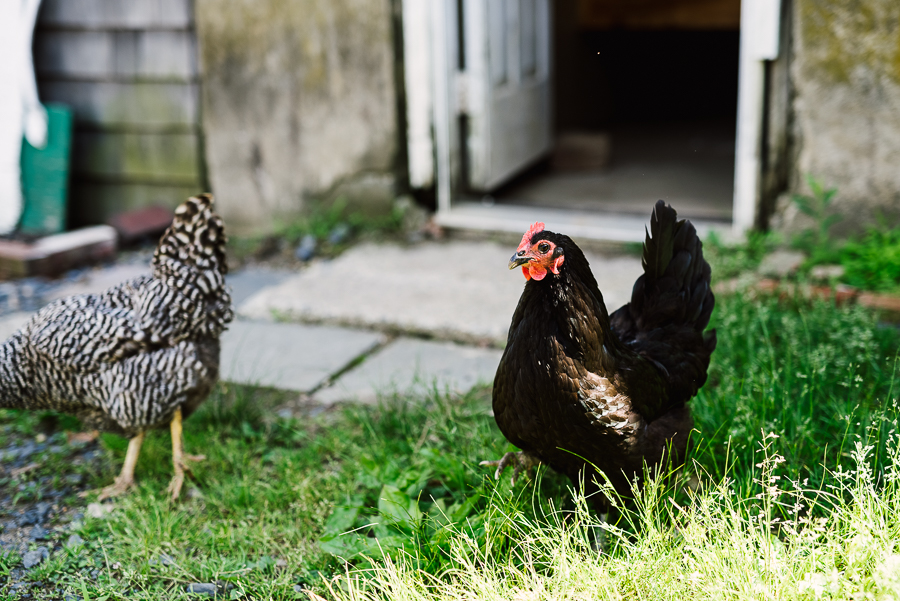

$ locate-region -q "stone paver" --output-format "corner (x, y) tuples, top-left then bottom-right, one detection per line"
(239, 241), (643, 346)
(220, 320), (384, 392)
(314, 337), (503, 404)
(227, 268), (293, 306)
(0, 312), (33, 340)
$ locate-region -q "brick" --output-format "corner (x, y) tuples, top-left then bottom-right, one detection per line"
(107, 206), (173, 244)
(0, 226), (117, 279)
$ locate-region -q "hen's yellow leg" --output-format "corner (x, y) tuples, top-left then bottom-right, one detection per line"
(167, 407), (205, 500)
(98, 432), (144, 500)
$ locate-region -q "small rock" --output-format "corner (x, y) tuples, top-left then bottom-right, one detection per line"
(63, 594), (81, 601)
(152, 552), (175, 566)
(34, 433), (47, 443)
(22, 546), (49, 569)
(758, 250), (805, 278)
(65, 534), (84, 549)
(29, 525), (50, 541)
(295, 234), (317, 262)
(186, 583), (217, 597)
(185, 581), (235, 598)
(276, 408), (293, 420)
(65, 474), (83, 485)
(810, 264), (845, 280)
(86, 503), (113, 519)
(328, 222), (351, 245)
(293, 584), (304, 593)
(276, 558), (287, 568)
(18, 502), (52, 526)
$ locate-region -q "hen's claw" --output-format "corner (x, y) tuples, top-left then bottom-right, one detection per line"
(480, 451), (541, 485)
(97, 475), (133, 501)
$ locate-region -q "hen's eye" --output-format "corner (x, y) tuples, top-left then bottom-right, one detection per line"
(538, 243), (550, 253)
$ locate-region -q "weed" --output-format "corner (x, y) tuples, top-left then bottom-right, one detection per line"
(791, 174), (842, 264)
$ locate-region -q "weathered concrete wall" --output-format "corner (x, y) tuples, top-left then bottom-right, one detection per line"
(195, 0), (399, 233)
(776, 0), (900, 234)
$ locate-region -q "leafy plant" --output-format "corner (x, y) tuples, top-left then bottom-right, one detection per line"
(839, 226), (900, 293)
(704, 229), (779, 280)
(791, 174), (842, 263)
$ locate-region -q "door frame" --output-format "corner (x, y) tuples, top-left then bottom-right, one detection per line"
(403, 0), (783, 239)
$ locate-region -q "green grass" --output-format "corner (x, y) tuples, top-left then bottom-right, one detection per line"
(1, 294), (899, 599)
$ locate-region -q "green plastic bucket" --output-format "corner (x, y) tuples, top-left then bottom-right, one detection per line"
(19, 103), (73, 236)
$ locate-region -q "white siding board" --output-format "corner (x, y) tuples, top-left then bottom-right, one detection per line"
(39, 81), (198, 128)
(72, 131), (200, 182)
(36, 31), (197, 80)
(38, 0), (192, 30)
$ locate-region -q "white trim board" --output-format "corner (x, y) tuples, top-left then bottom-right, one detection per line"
(436, 202), (737, 244)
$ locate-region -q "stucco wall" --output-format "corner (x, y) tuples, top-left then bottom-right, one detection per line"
(778, 0), (900, 233)
(195, 0), (398, 233)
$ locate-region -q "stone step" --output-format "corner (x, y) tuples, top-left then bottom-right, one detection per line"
(314, 337), (503, 404)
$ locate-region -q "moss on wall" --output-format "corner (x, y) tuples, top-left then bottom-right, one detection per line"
(797, 0), (900, 85)
(195, 0), (398, 233)
(779, 0), (900, 235)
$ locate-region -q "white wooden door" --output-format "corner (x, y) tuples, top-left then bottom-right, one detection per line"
(462, 0), (552, 191)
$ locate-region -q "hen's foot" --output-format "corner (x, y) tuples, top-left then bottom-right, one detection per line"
(93, 432), (145, 500)
(480, 451), (541, 484)
(97, 475), (134, 501)
(168, 407), (203, 501)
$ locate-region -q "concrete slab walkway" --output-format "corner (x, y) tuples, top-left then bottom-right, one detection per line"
(0, 240), (645, 404)
(314, 338), (503, 404)
(238, 240), (643, 346)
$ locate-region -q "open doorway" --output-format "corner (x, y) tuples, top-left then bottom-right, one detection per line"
(489, 0), (741, 223)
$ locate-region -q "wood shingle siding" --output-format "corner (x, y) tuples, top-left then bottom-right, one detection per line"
(34, 0), (203, 227)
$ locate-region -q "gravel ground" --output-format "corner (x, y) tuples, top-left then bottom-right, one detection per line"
(0, 420), (106, 599)
(0, 249), (154, 319)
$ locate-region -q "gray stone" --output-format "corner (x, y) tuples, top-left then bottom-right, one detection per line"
(329, 223), (351, 245)
(152, 552), (175, 566)
(239, 241), (643, 346)
(17, 502), (52, 526)
(294, 235), (317, 262)
(185, 583), (217, 596)
(29, 525), (50, 541)
(22, 546), (49, 569)
(220, 321), (384, 392)
(315, 338), (503, 404)
(185, 581), (234, 598)
(758, 250), (805, 278)
(810, 264), (845, 281)
(65, 534), (84, 549)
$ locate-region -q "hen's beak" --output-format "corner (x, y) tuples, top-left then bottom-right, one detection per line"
(509, 251), (530, 270)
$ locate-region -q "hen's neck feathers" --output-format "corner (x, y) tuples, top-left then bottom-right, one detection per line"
(520, 238), (623, 368)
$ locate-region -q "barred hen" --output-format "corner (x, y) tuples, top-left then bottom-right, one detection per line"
(484, 200), (716, 512)
(0, 194), (233, 500)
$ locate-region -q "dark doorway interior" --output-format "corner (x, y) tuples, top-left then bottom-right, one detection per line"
(494, 0), (741, 223)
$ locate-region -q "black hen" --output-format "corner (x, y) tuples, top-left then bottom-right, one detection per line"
(485, 200), (716, 510)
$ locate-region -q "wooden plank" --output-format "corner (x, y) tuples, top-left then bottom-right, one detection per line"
(34, 31), (111, 79)
(69, 183), (202, 227)
(577, 0), (740, 30)
(72, 131), (201, 182)
(38, 0), (192, 30)
(38, 81), (198, 127)
(35, 31), (197, 80)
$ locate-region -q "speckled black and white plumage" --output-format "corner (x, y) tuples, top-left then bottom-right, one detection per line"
(0, 194), (233, 438)
(491, 200), (716, 509)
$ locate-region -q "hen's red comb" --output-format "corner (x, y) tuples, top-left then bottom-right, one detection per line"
(518, 222), (546, 250)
